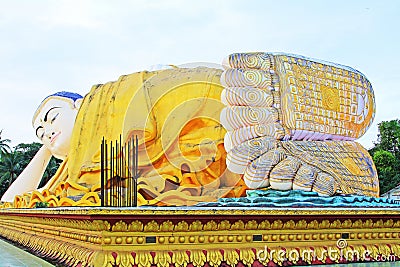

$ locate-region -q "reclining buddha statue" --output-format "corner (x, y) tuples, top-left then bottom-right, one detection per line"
(0, 52), (378, 208)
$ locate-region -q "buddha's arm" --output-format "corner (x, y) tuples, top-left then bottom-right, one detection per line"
(1, 145), (52, 202)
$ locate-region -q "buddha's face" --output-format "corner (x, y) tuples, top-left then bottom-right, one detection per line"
(32, 97), (81, 160)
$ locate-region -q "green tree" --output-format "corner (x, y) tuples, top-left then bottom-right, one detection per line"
(40, 156), (61, 188)
(0, 151), (22, 192)
(369, 119), (400, 195)
(372, 149), (400, 194)
(375, 120), (400, 157)
(13, 142), (61, 188)
(0, 130), (11, 156)
(14, 142), (42, 169)
(0, 141), (61, 198)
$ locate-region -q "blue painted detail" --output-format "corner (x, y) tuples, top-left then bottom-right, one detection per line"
(47, 91), (83, 101)
(196, 190), (400, 208)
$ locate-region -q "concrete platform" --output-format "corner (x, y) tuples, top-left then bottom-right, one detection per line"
(0, 238), (53, 267)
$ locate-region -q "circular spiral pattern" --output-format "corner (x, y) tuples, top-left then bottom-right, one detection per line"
(293, 164), (316, 190)
(336, 238), (348, 249)
(224, 123), (285, 151)
(221, 107), (279, 130)
(228, 53), (273, 70)
(321, 86), (340, 112)
(226, 136), (277, 174)
(270, 156), (301, 183)
(222, 87), (273, 107)
(243, 148), (286, 188)
(244, 70), (267, 88)
(240, 54), (260, 69)
(312, 172), (335, 196)
(222, 69), (276, 89)
(255, 124), (286, 140)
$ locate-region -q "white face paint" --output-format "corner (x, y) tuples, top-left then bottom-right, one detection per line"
(32, 97), (81, 160)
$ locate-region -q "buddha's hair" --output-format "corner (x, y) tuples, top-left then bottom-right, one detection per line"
(45, 91), (83, 101)
(32, 91), (83, 126)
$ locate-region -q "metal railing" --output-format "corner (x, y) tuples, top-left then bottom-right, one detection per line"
(100, 135), (139, 207)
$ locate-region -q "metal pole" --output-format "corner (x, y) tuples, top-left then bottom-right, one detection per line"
(134, 135), (137, 207)
(119, 136), (122, 207)
(115, 140), (117, 207)
(101, 138), (104, 207)
(134, 135), (138, 207)
(111, 141), (114, 207)
(116, 140), (119, 207)
(127, 139), (131, 207)
(105, 142), (108, 206)
(123, 140), (126, 207)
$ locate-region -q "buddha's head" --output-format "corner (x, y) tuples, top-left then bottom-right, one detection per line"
(32, 91), (83, 160)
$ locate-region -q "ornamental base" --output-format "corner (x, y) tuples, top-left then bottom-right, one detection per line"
(0, 207), (399, 266)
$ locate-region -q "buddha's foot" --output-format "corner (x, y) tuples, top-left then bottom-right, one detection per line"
(221, 52), (378, 197)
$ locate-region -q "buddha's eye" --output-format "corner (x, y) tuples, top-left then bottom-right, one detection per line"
(51, 113), (59, 123)
(36, 127), (44, 140)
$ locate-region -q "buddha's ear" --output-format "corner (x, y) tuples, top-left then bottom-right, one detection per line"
(74, 98), (83, 109)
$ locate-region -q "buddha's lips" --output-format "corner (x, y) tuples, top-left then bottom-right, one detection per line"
(50, 132), (61, 144)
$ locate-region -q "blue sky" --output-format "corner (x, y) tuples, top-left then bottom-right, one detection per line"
(0, 0), (399, 148)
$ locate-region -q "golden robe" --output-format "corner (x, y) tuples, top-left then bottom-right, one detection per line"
(17, 67), (246, 207)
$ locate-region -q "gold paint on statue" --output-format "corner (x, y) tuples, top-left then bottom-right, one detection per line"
(5, 67), (247, 208)
(222, 52), (378, 197)
(0, 52), (380, 206)
(321, 85), (340, 111)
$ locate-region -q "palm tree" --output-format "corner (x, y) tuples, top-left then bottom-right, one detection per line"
(0, 130), (11, 156)
(0, 141), (62, 197)
(14, 142), (42, 168)
(0, 151), (22, 195)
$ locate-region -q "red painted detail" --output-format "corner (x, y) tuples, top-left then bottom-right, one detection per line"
(267, 260), (279, 267)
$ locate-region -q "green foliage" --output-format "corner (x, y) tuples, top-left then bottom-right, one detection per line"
(40, 156), (61, 188)
(13, 141), (62, 187)
(369, 119), (400, 195)
(373, 150), (397, 173)
(0, 130), (11, 156)
(0, 135), (61, 198)
(0, 152), (22, 193)
(14, 142), (42, 162)
(375, 120), (400, 157)
(34, 201), (49, 208)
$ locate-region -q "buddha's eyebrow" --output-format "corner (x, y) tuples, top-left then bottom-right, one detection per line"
(43, 107), (61, 122)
